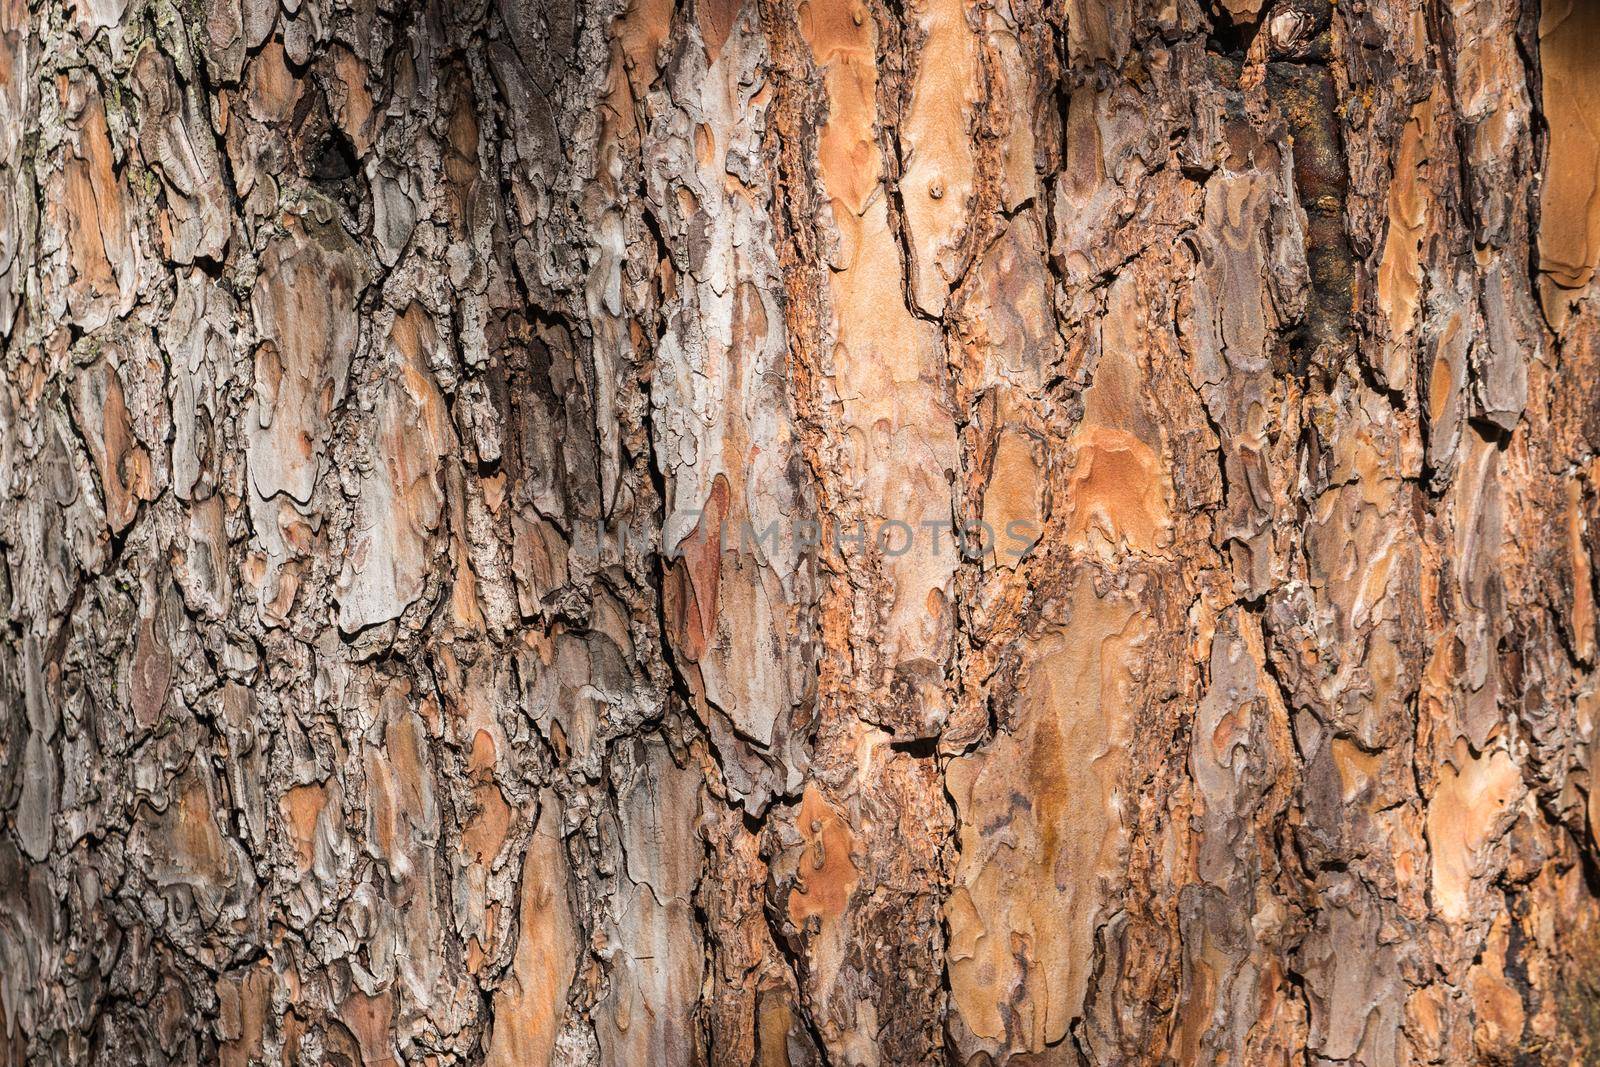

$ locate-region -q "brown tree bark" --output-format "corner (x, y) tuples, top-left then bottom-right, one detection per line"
(2, 0), (1600, 1062)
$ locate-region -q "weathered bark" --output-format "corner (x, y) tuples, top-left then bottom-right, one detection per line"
(2, 0), (1600, 1062)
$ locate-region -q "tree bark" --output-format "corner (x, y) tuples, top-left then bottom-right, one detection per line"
(2, 0), (1600, 1062)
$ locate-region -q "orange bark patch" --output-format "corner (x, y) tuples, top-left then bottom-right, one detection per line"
(981, 428), (1043, 567)
(698, 0), (743, 61)
(1468, 913), (1527, 1060)
(281, 783), (328, 871)
(245, 41), (300, 123)
(216, 961), (272, 1067)
(331, 46), (376, 154)
(338, 990), (397, 1066)
(1568, 476), (1596, 662)
(367, 696), (429, 861)
(1060, 427), (1171, 555)
(56, 89), (133, 327)
(1376, 90), (1438, 345)
(788, 785), (859, 928)
(798, 0), (881, 214)
(484, 798), (579, 1067)
(462, 732), (511, 867)
(945, 583), (1145, 1057)
(73, 358), (154, 534)
(898, 0), (980, 314)
(1427, 745), (1521, 922)
(1538, 0), (1600, 323)
(785, 784), (860, 1011)
(172, 773), (226, 881)
(666, 474), (729, 663)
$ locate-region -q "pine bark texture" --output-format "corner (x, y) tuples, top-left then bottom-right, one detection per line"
(2, 0), (1600, 1063)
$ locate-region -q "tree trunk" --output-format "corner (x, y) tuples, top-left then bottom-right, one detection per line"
(2, 0), (1600, 1062)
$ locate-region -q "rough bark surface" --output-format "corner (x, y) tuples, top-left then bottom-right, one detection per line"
(2, 0), (1600, 1063)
